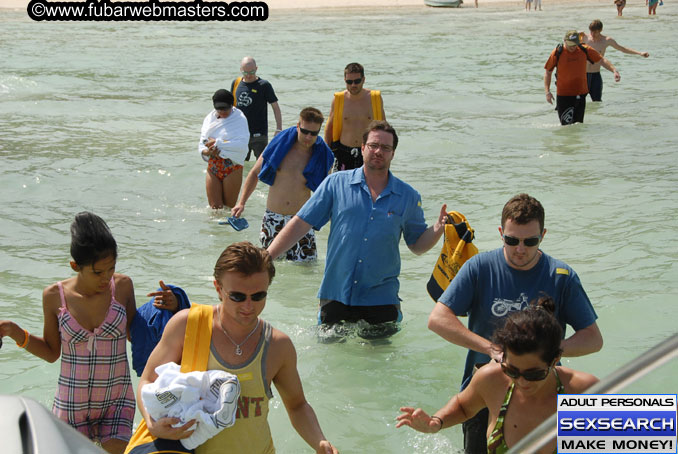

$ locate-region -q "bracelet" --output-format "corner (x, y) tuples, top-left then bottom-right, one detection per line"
(17, 329), (29, 348)
(431, 415), (444, 432)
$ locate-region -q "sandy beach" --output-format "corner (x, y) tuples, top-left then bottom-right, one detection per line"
(1, 0), (603, 11)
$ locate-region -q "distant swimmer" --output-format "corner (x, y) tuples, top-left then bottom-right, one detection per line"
(324, 62), (386, 171)
(199, 89), (249, 209)
(544, 30), (620, 125)
(231, 56), (283, 161)
(614, 0), (626, 16)
(231, 107), (333, 262)
(584, 20), (649, 102)
(647, 0), (659, 15)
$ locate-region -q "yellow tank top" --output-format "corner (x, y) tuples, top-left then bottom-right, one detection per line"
(196, 320), (275, 454)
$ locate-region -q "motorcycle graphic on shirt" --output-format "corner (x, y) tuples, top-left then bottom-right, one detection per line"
(491, 293), (529, 317)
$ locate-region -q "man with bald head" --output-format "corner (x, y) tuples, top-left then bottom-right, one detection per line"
(231, 56), (283, 161)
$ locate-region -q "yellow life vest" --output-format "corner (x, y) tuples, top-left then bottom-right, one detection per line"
(231, 77), (243, 107)
(427, 211), (479, 301)
(328, 90), (383, 143)
(124, 304), (213, 454)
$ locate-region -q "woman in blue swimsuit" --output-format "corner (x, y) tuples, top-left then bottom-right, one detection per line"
(396, 296), (599, 454)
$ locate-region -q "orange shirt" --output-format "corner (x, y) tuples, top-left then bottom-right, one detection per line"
(545, 45), (602, 96)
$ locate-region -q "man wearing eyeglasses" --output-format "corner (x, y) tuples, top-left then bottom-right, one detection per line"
(324, 62), (386, 171)
(268, 121), (447, 337)
(544, 30), (619, 125)
(231, 107), (334, 262)
(231, 56), (283, 161)
(428, 193), (603, 454)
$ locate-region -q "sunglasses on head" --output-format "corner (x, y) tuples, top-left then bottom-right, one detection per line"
(501, 362), (551, 381)
(503, 235), (541, 247)
(228, 291), (267, 302)
(345, 78), (363, 85)
(298, 126), (320, 136)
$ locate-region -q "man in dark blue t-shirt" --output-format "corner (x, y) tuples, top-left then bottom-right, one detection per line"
(231, 56), (283, 161)
(428, 193), (603, 454)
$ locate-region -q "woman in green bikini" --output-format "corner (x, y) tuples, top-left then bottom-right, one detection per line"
(396, 296), (598, 454)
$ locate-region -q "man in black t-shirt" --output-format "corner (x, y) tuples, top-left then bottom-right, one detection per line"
(231, 56), (283, 161)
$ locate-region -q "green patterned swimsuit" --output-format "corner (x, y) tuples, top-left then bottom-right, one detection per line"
(486, 370), (564, 454)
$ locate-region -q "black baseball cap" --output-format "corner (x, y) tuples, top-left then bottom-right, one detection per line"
(212, 89), (234, 110)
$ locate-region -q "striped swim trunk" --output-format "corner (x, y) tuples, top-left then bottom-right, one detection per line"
(260, 209), (317, 262)
(208, 157), (242, 181)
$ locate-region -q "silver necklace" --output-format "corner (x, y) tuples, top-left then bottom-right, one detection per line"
(217, 306), (260, 356)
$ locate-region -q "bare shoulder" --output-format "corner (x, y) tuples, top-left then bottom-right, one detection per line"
(269, 325), (296, 356)
(42, 282), (63, 313)
(113, 273), (134, 292)
(557, 366), (599, 393)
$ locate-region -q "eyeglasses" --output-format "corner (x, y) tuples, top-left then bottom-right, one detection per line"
(241, 69), (256, 75)
(501, 362), (551, 381)
(503, 235), (541, 247)
(365, 142), (394, 153)
(227, 291), (267, 302)
(298, 127), (320, 136)
(345, 78), (363, 85)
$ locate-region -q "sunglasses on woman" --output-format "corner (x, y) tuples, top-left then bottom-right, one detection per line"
(501, 362), (551, 381)
(502, 235), (541, 247)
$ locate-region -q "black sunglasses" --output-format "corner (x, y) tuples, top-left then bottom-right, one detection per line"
(228, 291), (267, 302)
(345, 78), (363, 85)
(299, 127), (320, 136)
(501, 362), (551, 381)
(503, 235), (541, 247)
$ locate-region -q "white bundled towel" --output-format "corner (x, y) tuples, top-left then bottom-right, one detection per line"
(142, 362), (240, 450)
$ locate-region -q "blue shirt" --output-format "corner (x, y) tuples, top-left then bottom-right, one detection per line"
(438, 248), (598, 389)
(297, 168), (428, 307)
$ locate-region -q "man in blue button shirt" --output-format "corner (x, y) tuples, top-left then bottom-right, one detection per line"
(267, 120), (446, 337)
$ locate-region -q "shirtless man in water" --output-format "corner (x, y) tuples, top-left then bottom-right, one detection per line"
(584, 19), (649, 102)
(324, 63), (386, 171)
(231, 107), (333, 262)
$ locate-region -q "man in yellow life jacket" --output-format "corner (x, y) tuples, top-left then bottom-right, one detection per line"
(135, 242), (338, 454)
(324, 62), (386, 171)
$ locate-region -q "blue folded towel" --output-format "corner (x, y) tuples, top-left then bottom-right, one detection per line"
(130, 284), (191, 377)
(258, 126), (333, 191)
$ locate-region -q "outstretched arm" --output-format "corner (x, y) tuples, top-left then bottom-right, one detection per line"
(267, 216), (313, 260)
(609, 39), (649, 57)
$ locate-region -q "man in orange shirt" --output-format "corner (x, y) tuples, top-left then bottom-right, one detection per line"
(544, 30), (620, 125)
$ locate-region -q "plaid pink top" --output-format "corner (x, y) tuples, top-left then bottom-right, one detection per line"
(52, 278), (135, 443)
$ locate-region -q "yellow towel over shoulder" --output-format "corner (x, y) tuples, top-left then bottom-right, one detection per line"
(427, 211), (478, 301)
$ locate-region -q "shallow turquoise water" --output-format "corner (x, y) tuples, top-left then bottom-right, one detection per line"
(1, 2), (677, 452)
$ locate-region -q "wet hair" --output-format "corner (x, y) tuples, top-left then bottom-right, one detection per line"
(213, 241), (275, 284)
(70, 212), (117, 267)
(344, 62), (365, 77)
(501, 193), (545, 232)
(362, 120), (399, 151)
(589, 19), (603, 32)
(299, 107), (324, 125)
(493, 295), (563, 364)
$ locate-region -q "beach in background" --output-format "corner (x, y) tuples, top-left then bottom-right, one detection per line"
(1, 1), (676, 453)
